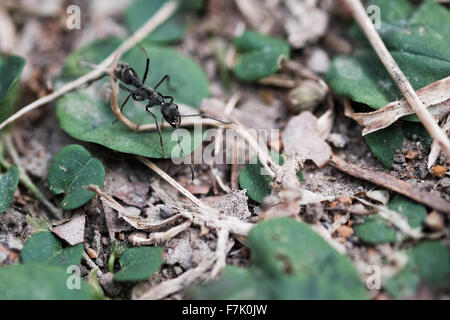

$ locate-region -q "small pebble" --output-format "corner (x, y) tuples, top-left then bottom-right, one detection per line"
(393, 154), (405, 164)
(327, 133), (348, 148)
(101, 236), (109, 246)
(159, 205), (177, 219)
(425, 211), (444, 231)
(337, 225), (354, 239)
(405, 150), (418, 160)
(338, 196), (352, 206)
(173, 266), (183, 275)
(306, 48), (330, 74)
(128, 232), (148, 245)
(431, 165), (447, 178)
(87, 248), (98, 259)
(304, 203), (323, 223)
(414, 163), (428, 179)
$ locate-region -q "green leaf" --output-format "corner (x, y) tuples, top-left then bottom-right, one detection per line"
(233, 31), (290, 82)
(125, 0), (185, 43)
(0, 55), (25, 124)
(0, 263), (93, 299)
(180, 0), (205, 11)
(355, 195), (427, 244)
(56, 39), (209, 159)
(21, 232), (84, 268)
(327, 0), (450, 112)
(384, 264), (420, 299)
(354, 215), (397, 244)
(0, 165), (19, 214)
(114, 247), (163, 282)
(48, 144), (105, 210)
(388, 195), (426, 229)
(239, 152), (303, 203)
(190, 218), (367, 299)
(364, 124), (404, 168)
(409, 241), (450, 287)
(385, 241), (450, 298)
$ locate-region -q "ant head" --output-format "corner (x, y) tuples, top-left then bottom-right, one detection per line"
(161, 102), (181, 128)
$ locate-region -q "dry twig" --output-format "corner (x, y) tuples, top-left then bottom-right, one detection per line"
(137, 258), (216, 300)
(330, 154), (450, 213)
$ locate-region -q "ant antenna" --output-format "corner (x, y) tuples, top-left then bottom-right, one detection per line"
(180, 113), (231, 124)
(175, 125), (195, 181)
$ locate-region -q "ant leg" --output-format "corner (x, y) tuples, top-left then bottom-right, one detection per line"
(118, 82), (133, 93)
(154, 74), (175, 91)
(120, 94), (132, 113)
(138, 45), (150, 84)
(180, 113), (231, 124)
(112, 93), (133, 125)
(145, 105), (166, 157)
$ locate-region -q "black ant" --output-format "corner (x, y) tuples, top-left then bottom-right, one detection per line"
(88, 46), (228, 180)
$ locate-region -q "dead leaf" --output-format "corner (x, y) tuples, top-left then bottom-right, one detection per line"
(113, 181), (149, 207)
(283, 0), (328, 48)
(282, 111), (332, 167)
(52, 212), (85, 245)
(345, 77), (450, 135)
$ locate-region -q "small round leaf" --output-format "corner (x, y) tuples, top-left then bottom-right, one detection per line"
(48, 145), (105, 210)
(114, 247), (163, 282)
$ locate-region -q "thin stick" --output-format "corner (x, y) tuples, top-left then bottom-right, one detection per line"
(345, 0), (450, 159)
(137, 258), (215, 300)
(330, 154), (450, 213)
(137, 156), (207, 209)
(0, 1), (179, 131)
(210, 228), (230, 279)
(82, 251), (102, 278)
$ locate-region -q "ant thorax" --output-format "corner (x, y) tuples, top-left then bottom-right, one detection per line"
(133, 85), (163, 105)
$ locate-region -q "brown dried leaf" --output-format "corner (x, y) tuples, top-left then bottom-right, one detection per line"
(51, 212), (85, 246)
(282, 111), (331, 167)
(345, 77), (450, 135)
